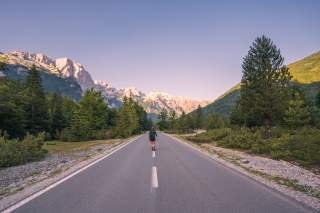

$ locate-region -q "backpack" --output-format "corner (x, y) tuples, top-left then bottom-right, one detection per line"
(149, 130), (156, 141)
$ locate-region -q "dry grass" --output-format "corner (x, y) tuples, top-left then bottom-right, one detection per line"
(43, 139), (120, 154)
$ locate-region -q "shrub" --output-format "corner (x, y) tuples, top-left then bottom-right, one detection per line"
(205, 113), (226, 130)
(188, 126), (320, 168)
(59, 128), (113, 142)
(217, 128), (261, 150)
(267, 128), (320, 166)
(250, 139), (271, 154)
(0, 132), (47, 167)
(91, 130), (113, 140)
(59, 127), (80, 142)
(187, 128), (231, 143)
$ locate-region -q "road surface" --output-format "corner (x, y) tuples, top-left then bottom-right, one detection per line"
(10, 133), (314, 213)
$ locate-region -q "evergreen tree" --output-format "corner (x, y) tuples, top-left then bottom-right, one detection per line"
(158, 108), (169, 130)
(24, 65), (48, 134)
(77, 89), (109, 138)
(230, 101), (245, 125)
(284, 91), (311, 128)
(177, 111), (188, 133)
(115, 97), (139, 137)
(169, 110), (177, 131)
(106, 108), (117, 127)
(133, 102), (149, 132)
(62, 96), (78, 128)
(195, 105), (203, 129)
(48, 93), (66, 138)
(0, 78), (26, 138)
(234, 35), (292, 127)
(185, 114), (194, 132)
(62, 89), (109, 141)
(206, 113), (225, 129)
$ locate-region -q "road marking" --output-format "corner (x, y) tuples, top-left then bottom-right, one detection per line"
(152, 151), (155, 158)
(2, 135), (142, 213)
(152, 166), (158, 188)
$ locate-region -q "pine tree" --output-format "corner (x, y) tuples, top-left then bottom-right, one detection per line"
(185, 114), (194, 132)
(195, 105), (203, 129)
(206, 113), (225, 130)
(24, 65), (48, 134)
(178, 111), (188, 133)
(48, 93), (66, 138)
(63, 89), (109, 140)
(77, 89), (109, 137)
(169, 110), (177, 131)
(127, 97), (139, 133)
(284, 91), (311, 128)
(230, 101), (245, 125)
(61, 96), (78, 128)
(133, 102), (149, 132)
(158, 108), (169, 130)
(234, 35), (292, 127)
(0, 78), (26, 138)
(106, 108), (117, 127)
(115, 97), (139, 137)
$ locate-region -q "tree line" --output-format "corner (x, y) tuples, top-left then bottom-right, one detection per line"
(230, 35), (319, 128)
(0, 64), (152, 167)
(157, 105), (227, 133)
(161, 35), (320, 132)
(0, 65), (152, 141)
(161, 35), (320, 168)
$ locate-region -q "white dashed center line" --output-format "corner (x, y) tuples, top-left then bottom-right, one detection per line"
(152, 166), (158, 188)
(152, 151), (155, 158)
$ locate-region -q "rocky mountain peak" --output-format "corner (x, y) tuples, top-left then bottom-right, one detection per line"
(2, 51), (95, 92)
(1, 50), (210, 115)
(54, 57), (94, 91)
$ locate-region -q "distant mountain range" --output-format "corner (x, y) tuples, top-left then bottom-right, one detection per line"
(0, 51), (210, 115)
(193, 51), (320, 117)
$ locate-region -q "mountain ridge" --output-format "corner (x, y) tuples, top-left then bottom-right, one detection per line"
(0, 50), (210, 115)
(195, 50), (320, 117)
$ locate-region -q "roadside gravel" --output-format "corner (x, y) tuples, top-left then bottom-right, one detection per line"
(173, 135), (320, 211)
(0, 138), (133, 211)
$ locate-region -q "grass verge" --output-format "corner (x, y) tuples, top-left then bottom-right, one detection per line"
(43, 139), (119, 154)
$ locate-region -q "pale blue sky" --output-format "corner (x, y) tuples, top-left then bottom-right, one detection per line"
(1, 0), (319, 100)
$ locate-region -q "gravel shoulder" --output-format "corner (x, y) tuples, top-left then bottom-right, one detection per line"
(170, 134), (320, 211)
(0, 136), (138, 211)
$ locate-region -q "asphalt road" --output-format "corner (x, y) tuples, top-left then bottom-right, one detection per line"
(11, 133), (314, 213)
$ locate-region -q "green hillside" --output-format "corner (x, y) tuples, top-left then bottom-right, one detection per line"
(199, 51), (320, 117)
(289, 51), (320, 83)
(202, 84), (240, 116)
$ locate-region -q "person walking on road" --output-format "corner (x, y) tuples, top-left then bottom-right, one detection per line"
(149, 127), (157, 151)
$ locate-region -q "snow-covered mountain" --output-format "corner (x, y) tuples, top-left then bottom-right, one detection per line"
(142, 92), (209, 114)
(0, 51), (210, 115)
(94, 83), (210, 115)
(1, 51), (94, 91)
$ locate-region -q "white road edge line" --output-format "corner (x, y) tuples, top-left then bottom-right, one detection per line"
(164, 133), (202, 153)
(152, 166), (158, 188)
(3, 135), (142, 213)
(152, 151), (155, 158)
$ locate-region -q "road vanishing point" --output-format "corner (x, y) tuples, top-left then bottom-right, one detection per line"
(5, 133), (315, 213)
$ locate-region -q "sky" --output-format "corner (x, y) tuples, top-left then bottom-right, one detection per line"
(1, 0), (320, 100)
